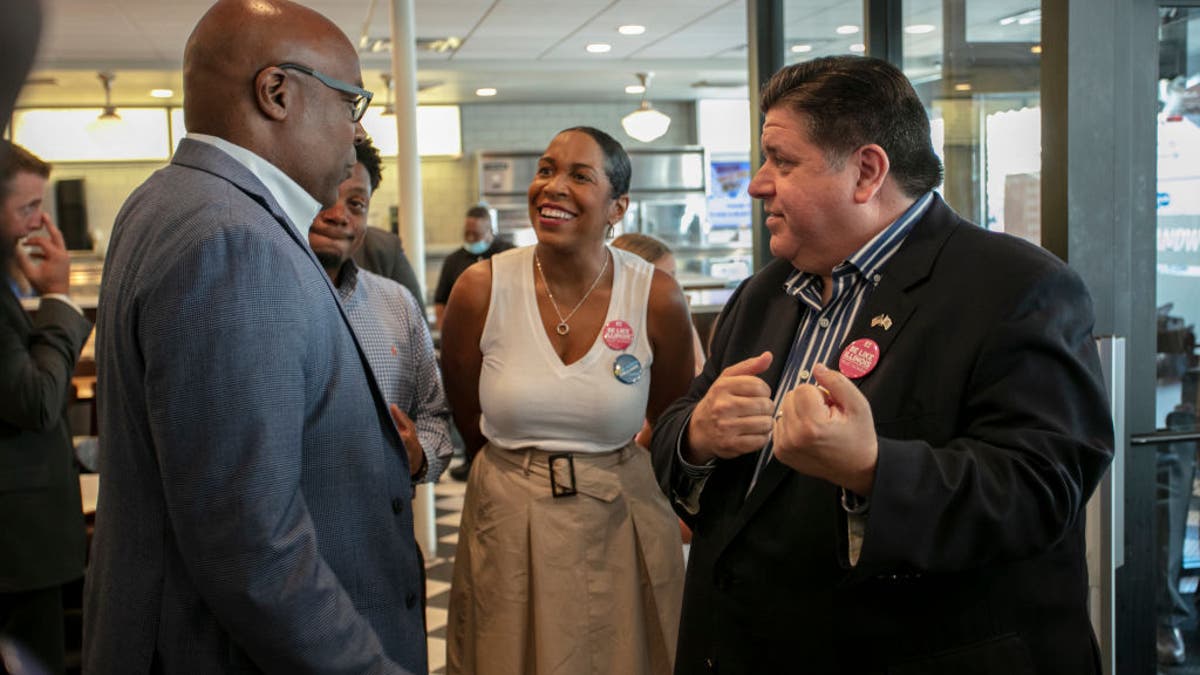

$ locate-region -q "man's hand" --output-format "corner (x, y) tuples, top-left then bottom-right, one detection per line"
(771, 363), (878, 495)
(389, 404), (425, 478)
(685, 351), (774, 464)
(14, 214), (71, 296)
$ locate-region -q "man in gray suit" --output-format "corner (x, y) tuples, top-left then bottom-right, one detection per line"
(84, 1), (426, 673)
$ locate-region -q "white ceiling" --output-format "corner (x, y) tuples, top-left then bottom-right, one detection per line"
(18, 0), (1041, 108)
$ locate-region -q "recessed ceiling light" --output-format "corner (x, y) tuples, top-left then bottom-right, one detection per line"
(475, 87), (497, 97)
(618, 25), (645, 36)
(954, 82), (972, 91)
(625, 84), (646, 94)
(848, 43), (866, 53)
(904, 24), (936, 34)
(836, 25), (860, 35)
(150, 88), (174, 98)
(791, 44), (813, 53)
(586, 43), (612, 53)
(998, 9), (1041, 26)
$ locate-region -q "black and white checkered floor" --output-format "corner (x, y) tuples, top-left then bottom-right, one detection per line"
(424, 476), (467, 675)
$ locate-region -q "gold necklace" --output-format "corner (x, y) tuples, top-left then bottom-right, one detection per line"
(534, 249), (609, 336)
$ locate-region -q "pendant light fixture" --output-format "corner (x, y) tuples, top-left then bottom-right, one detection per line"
(621, 72), (671, 143)
(96, 71), (120, 121)
(380, 73), (395, 116)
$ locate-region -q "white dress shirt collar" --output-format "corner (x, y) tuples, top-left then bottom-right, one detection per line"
(185, 133), (320, 240)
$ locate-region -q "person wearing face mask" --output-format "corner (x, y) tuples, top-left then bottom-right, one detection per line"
(433, 205), (513, 331)
(438, 206), (514, 482)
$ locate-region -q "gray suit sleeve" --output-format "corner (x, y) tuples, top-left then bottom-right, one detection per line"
(139, 228), (408, 673)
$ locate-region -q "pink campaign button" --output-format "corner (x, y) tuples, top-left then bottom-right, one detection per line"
(838, 338), (880, 379)
(602, 320), (634, 351)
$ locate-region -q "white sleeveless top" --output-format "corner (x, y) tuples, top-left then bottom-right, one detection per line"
(478, 245), (655, 453)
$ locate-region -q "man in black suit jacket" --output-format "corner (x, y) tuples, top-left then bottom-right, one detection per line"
(651, 56), (1114, 675)
(0, 142), (91, 673)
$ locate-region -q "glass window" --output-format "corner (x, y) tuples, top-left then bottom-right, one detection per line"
(1156, 7), (1200, 433)
(903, 0), (1042, 243)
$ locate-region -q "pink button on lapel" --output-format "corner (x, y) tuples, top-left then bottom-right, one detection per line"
(838, 338), (880, 379)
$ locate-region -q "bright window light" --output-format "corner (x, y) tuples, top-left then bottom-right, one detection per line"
(13, 108), (170, 161)
(359, 105), (462, 157)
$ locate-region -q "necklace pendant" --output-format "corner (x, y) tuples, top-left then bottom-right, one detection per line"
(555, 322), (570, 336)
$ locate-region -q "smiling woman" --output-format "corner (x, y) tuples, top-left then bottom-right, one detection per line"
(439, 126), (697, 675)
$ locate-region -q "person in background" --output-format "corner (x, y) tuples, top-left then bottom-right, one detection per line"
(438, 205), (514, 481)
(84, 1), (426, 672)
(611, 232), (706, 377)
(309, 137), (453, 484)
(0, 142), (90, 675)
(434, 205), (512, 330)
(354, 226), (426, 316)
(441, 126), (694, 675)
(652, 56), (1113, 674)
(611, 232), (706, 547)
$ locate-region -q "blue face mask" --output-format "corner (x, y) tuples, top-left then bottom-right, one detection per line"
(463, 240), (490, 255)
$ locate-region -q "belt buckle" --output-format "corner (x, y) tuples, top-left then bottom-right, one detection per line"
(548, 453), (577, 498)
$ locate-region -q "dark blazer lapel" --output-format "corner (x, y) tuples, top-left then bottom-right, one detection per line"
(756, 267), (805, 396)
(726, 267), (804, 524)
(836, 195), (960, 397)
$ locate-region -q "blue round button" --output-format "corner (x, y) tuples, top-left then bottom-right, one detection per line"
(613, 353), (643, 384)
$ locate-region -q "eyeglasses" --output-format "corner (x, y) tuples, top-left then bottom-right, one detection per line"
(277, 63), (373, 122)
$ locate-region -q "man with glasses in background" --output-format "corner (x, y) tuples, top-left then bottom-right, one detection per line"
(84, 1), (426, 673)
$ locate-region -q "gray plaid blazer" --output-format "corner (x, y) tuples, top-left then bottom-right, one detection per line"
(84, 139), (425, 674)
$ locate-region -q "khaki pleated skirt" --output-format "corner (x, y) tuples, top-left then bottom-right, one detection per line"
(447, 441), (684, 675)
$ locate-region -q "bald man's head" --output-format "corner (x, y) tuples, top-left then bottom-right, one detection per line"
(183, 0), (368, 206)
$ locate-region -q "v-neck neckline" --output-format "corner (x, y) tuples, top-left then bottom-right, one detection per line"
(526, 245), (620, 371)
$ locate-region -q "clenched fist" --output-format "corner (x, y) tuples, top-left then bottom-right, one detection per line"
(771, 363), (878, 495)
